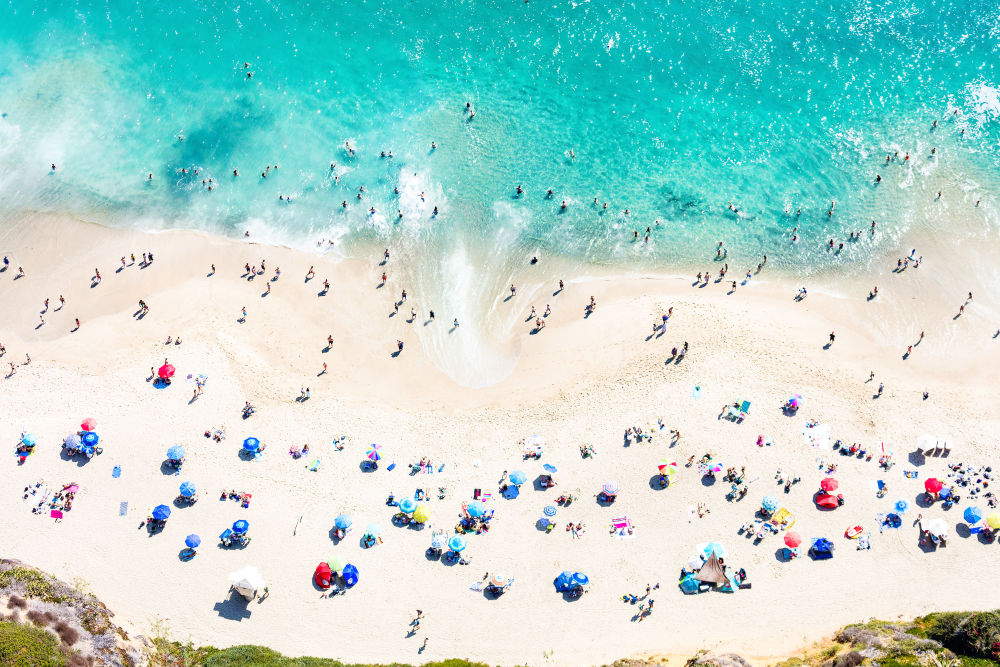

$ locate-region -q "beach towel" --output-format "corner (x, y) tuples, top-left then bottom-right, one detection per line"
(119, 501), (128, 516)
(308, 459), (320, 471)
(50, 510), (63, 520)
(469, 581), (484, 592)
(112, 465), (121, 478)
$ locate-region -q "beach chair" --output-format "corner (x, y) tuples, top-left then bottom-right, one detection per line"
(738, 401), (751, 421)
(219, 528), (233, 547)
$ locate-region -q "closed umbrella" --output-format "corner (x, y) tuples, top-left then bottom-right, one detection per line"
(509, 471), (527, 485)
(784, 532), (802, 548)
(820, 478), (839, 492)
(964, 507), (983, 524)
(158, 364), (175, 379)
(81, 418), (97, 431)
(363, 523), (382, 537)
(232, 519), (250, 534)
(542, 505), (557, 518)
(184, 534), (201, 549)
(412, 506), (430, 523)
(761, 495), (779, 513)
(366, 443), (383, 461)
(334, 514), (352, 530)
(924, 478), (943, 494)
(398, 497), (417, 514)
(152, 504), (171, 520)
(603, 481), (620, 495)
(342, 563), (359, 587)
(166, 445), (185, 460)
(179, 481), (197, 497)
(242, 437), (260, 453)
(448, 535), (467, 552)
(466, 500), (486, 517)
(81, 431), (99, 446)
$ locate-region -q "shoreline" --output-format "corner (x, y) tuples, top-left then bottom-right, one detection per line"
(1, 211), (999, 665)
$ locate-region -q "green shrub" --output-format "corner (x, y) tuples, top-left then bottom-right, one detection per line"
(918, 611), (974, 643)
(0, 620), (65, 667)
(964, 610), (1000, 660)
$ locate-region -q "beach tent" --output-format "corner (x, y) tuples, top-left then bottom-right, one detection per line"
(810, 538), (834, 559)
(314, 562), (332, 589)
(815, 493), (839, 509)
(695, 553), (727, 584)
(342, 563), (359, 588)
(229, 565), (265, 601)
(554, 571), (576, 592)
(679, 573), (700, 594)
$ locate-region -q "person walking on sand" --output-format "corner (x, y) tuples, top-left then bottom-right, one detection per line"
(307, 266), (315, 279)
(322, 362), (327, 374)
(510, 284), (516, 297)
(241, 306), (247, 320)
(74, 318), (80, 330)
(829, 332), (835, 344)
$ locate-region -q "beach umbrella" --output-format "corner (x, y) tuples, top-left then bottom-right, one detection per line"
(542, 463), (558, 474)
(526, 434), (545, 448)
(784, 532), (802, 548)
(603, 481), (620, 496)
(363, 523), (382, 537)
(166, 445), (185, 460)
(696, 541), (726, 559)
(158, 364), (175, 379)
(342, 563), (359, 588)
(179, 481), (197, 497)
(334, 514), (352, 530)
(430, 534), (447, 550)
(542, 505), (558, 518)
(232, 519), (250, 534)
(412, 506), (430, 523)
(80, 444), (95, 457)
(448, 535), (467, 552)
(895, 499), (910, 514)
(925, 518), (949, 538)
(242, 437), (260, 453)
(152, 504), (171, 520)
(761, 495), (779, 513)
(326, 555), (346, 573)
(788, 394), (802, 408)
(924, 478), (943, 494)
(657, 460), (677, 475)
(81, 431), (99, 446)
(709, 462), (724, 473)
(20, 433), (36, 447)
(820, 478), (839, 492)
(366, 443), (382, 461)
(987, 514), (1000, 530)
(466, 500), (486, 517)
(314, 562), (332, 589)
(185, 534), (201, 549)
(63, 434), (81, 448)
(398, 497), (417, 514)
(490, 573), (508, 588)
(81, 418), (96, 431)
(571, 572), (590, 586)
(509, 470), (527, 486)
(964, 507), (983, 524)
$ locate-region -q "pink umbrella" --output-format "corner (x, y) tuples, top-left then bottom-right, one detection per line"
(81, 418), (96, 431)
(784, 532), (802, 548)
(158, 364), (176, 379)
(924, 478), (943, 494)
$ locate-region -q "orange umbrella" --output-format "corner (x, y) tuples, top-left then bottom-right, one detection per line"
(158, 364), (175, 379)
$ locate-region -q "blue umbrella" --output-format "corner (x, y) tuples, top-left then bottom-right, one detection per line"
(179, 481), (196, 497)
(21, 434), (37, 447)
(448, 535), (467, 552)
(80, 445), (95, 457)
(242, 437), (260, 452)
(509, 470), (527, 485)
(466, 500), (486, 517)
(697, 541), (726, 559)
(152, 504), (171, 520)
(364, 523), (382, 537)
(232, 519), (250, 534)
(398, 497), (417, 514)
(63, 434), (81, 448)
(185, 534), (201, 548)
(81, 431), (99, 446)
(334, 514), (353, 530)
(895, 499), (910, 514)
(342, 563), (359, 588)
(166, 445), (185, 460)
(554, 571), (574, 591)
(542, 505), (557, 517)
(964, 507), (983, 524)
(572, 572), (590, 586)
(761, 495), (779, 513)
(542, 464), (558, 474)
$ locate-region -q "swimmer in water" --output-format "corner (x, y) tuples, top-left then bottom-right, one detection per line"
(560, 200), (567, 210)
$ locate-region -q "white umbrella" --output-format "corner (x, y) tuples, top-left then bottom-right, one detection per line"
(925, 518), (949, 538)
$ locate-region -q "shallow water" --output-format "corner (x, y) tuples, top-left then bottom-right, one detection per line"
(1, 0), (999, 383)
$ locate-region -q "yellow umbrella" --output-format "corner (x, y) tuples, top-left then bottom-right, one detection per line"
(412, 505), (430, 524)
(987, 513), (1000, 530)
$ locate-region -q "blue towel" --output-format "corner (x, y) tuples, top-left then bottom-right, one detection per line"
(119, 501), (128, 516)
(112, 465), (121, 478)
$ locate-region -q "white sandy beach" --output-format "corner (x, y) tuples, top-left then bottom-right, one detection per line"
(2, 211), (1000, 666)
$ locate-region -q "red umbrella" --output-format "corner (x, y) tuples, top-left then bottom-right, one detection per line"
(924, 478), (943, 494)
(820, 477), (839, 492)
(80, 418), (96, 431)
(158, 364), (176, 379)
(784, 532), (802, 548)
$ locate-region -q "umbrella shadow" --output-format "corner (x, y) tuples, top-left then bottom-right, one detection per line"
(595, 495), (616, 507)
(700, 475), (717, 487)
(914, 493), (935, 509)
(160, 461), (181, 475)
(956, 523), (972, 539)
(648, 475), (668, 491)
(213, 593), (253, 621)
(360, 461), (378, 473)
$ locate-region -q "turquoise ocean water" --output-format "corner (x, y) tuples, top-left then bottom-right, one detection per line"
(2, 0), (999, 382)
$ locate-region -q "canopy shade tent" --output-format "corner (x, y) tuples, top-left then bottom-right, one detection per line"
(695, 553), (727, 584)
(229, 565), (265, 601)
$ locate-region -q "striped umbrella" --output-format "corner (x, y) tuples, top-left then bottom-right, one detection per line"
(466, 500), (486, 517)
(448, 535), (467, 552)
(398, 497), (417, 514)
(603, 481), (620, 496)
(572, 572), (590, 586)
(542, 505), (557, 518)
(657, 460), (677, 475)
(412, 506), (430, 523)
(334, 514), (352, 530)
(490, 573), (508, 588)
(185, 534), (201, 548)
(366, 443), (383, 461)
